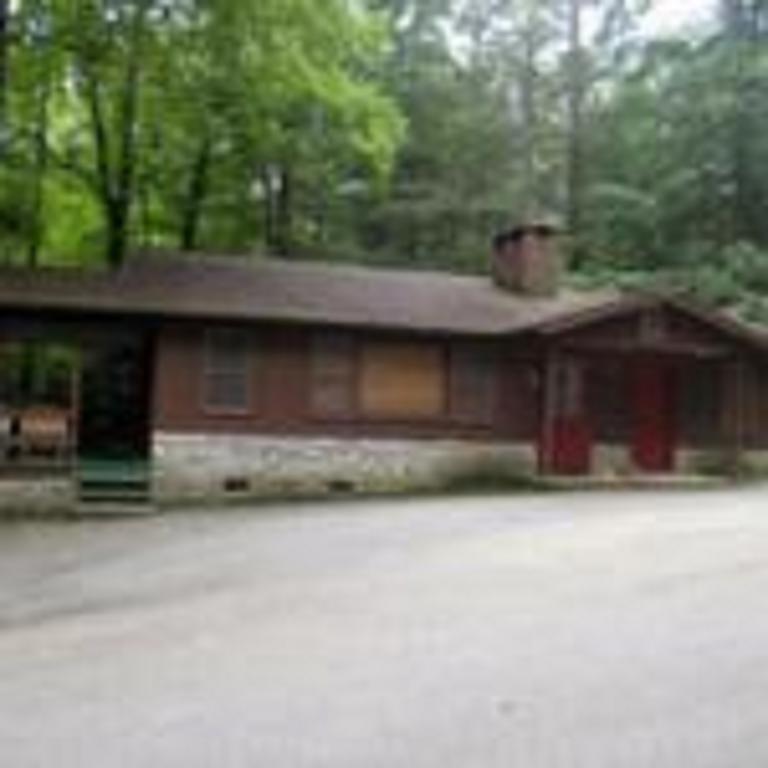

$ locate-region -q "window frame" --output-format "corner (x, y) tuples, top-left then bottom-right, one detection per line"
(200, 327), (255, 416)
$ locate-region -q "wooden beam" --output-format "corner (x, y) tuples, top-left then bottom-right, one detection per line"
(562, 340), (730, 359)
(540, 348), (560, 474)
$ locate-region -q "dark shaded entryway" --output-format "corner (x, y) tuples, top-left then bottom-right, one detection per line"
(76, 332), (155, 505)
(78, 334), (154, 462)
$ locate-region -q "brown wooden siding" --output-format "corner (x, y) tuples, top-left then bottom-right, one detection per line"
(741, 360), (768, 450)
(152, 309), (768, 451)
(450, 343), (497, 427)
(153, 323), (529, 442)
(678, 360), (725, 448)
(496, 358), (540, 441)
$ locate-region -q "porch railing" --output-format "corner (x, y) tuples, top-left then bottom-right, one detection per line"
(0, 405), (75, 472)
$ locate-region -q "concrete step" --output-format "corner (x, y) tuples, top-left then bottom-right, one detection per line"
(75, 502), (157, 517)
(545, 474), (732, 491)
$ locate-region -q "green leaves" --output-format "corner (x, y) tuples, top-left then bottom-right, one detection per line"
(0, 0), (404, 263)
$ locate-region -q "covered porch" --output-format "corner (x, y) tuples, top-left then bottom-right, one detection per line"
(0, 313), (155, 511)
(536, 301), (768, 477)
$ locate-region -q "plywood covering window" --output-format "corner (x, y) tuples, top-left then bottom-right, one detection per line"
(450, 345), (496, 425)
(311, 333), (357, 418)
(361, 342), (446, 420)
(202, 329), (253, 413)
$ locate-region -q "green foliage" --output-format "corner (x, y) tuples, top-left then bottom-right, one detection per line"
(0, 0), (403, 264)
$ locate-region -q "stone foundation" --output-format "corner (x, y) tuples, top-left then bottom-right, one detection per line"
(590, 445), (768, 478)
(153, 433), (539, 503)
(0, 478), (75, 517)
(592, 445), (633, 476)
(0, 438), (763, 516)
(678, 448), (768, 477)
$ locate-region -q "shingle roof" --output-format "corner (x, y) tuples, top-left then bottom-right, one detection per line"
(0, 252), (619, 336)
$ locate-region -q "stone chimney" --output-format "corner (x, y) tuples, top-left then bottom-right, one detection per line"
(491, 222), (562, 297)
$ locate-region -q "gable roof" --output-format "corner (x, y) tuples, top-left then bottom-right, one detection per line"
(534, 291), (768, 352)
(0, 252), (618, 337)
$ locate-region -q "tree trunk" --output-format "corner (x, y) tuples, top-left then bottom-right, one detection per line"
(0, 0), (10, 145)
(83, 0), (150, 269)
(724, 0), (767, 244)
(520, 5), (539, 218)
(565, 0), (587, 267)
(28, 75), (52, 267)
(260, 167), (276, 251)
(274, 166), (294, 257)
(106, 200), (130, 269)
(180, 136), (212, 251)
(110, 0), (150, 266)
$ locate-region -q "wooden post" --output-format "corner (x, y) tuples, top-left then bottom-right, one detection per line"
(724, 358), (747, 474)
(70, 343), (84, 471)
(540, 348), (560, 474)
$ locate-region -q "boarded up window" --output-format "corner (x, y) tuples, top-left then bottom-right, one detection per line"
(361, 342), (446, 419)
(311, 333), (356, 418)
(202, 329), (253, 413)
(450, 344), (497, 425)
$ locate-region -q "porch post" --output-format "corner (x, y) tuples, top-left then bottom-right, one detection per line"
(540, 348), (560, 474)
(71, 347), (83, 464)
(724, 358), (747, 472)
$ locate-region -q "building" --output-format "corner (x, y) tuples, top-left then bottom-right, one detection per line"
(0, 224), (767, 513)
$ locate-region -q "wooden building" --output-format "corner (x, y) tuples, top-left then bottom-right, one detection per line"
(0, 224), (767, 511)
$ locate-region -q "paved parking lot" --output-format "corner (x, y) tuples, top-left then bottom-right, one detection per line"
(1, 488), (768, 767)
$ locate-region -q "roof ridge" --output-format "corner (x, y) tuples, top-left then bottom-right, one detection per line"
(129, 249), (495, 284)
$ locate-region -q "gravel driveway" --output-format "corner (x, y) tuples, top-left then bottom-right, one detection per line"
(1, 488), (768, 767)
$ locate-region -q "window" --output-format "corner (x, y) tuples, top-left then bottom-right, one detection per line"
(450, 344), (497, 426)
(202, 329), (253, 413)
(311, 333), (357, 418)
(360, 342), (446, 419)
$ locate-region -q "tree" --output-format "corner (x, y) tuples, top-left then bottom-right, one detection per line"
(0, 0), (402, 267)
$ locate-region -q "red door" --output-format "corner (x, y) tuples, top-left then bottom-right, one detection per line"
(550, 418), (593, 475)
(631, 358), (676, 473)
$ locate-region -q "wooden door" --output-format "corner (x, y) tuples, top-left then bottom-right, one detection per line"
(631, 357), (676, 473)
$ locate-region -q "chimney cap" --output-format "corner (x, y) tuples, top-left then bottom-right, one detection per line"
(493, 218), (562, 250)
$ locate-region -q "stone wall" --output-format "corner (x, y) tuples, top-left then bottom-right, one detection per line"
(590, 444), (768, 477)
(153, 432), (539, 503)
(0, 478), (75, 517)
